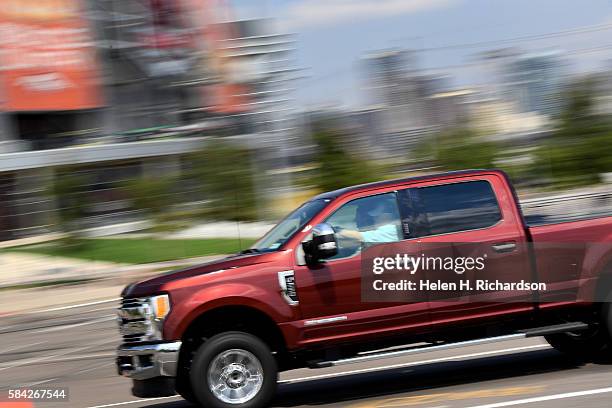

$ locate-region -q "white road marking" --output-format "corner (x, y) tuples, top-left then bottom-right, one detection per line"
(71, 361), (114, 376)
(20, 378), (58, 387)
(26, 298), (120, 315)
(279, 344), (549, 384)
(32, 315), (116, 333)
(466, 386), (612, 408)
(0, 338), (114, 371)
(0, 341), (46, 354)
(86, 395), (180, 408)
(1, 315), (105, 332)
(11, 361), (114, 391)
(83, 344), (548, 408)
(0, 352), (115, 368)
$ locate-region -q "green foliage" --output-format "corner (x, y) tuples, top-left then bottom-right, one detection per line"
(534, 78), (612, 188)
(122, 177), (174, 218)
(50, 169), (89, 229)
(418, 127), (498, 170)
(188, 139), (258, 221)
(309, 129), (385, 191)
(49, 168), (90, 246)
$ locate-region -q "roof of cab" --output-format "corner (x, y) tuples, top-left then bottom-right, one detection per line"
(311, 169), (498, 201)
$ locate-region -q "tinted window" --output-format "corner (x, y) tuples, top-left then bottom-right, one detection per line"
(416, 181), (501, 235)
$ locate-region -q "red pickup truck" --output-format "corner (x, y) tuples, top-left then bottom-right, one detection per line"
(116, 169), (612, 408)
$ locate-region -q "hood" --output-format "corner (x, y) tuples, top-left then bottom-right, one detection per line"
(122, 252), (271, 297)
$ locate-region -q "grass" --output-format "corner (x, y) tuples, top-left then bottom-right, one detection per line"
(7, 238), (257, 265)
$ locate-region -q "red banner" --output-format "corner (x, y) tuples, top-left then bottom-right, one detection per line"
(0, 0), (103, 111)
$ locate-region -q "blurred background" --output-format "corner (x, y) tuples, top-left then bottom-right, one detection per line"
(0, 0), (611, 292)
(0, 2), (612, 406)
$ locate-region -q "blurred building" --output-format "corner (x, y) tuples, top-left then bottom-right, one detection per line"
(363, 50), (418, 106)
(0, 0), (106, 151)
(360, 50), (454, 158)
(468, 96), (548, 136)
(0, 1), (299, 240)
(484, 49), (566, 118)
(89, 0), (204, 135)
(428, 89), (471, 129)
(593, 64), (612, 116)
(207, 18), (304, 209)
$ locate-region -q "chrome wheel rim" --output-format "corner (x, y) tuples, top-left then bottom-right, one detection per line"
(207, 348), (264, 404)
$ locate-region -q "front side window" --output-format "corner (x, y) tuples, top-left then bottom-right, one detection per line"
(324, 192), (402, 259)
(415, 180), (502, 236)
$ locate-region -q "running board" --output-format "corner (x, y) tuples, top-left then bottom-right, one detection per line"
(520, 322), (589, 337)
(310, 322), (589, 368)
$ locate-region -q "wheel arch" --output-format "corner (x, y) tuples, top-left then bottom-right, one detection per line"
(181, 305), (287, 353)
(175, 304), (290, 394)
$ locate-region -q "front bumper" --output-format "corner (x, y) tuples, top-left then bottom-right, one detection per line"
(116, 341), (181, 380)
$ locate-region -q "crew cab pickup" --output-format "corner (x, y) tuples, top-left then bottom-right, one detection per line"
(116, 169), (612, 408)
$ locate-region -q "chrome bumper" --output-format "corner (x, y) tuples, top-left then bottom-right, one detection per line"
(116, 341), (181, 380)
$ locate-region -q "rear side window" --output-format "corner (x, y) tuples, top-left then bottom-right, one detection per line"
(416, 180), (502, 235)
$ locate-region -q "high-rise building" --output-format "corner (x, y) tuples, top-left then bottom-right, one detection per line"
(484, 49), (566, 118)
(363, 50), (418, 106)
(361, 50), (451, 157)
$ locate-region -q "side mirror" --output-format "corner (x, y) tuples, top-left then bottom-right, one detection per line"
(302, 223), (338, 264)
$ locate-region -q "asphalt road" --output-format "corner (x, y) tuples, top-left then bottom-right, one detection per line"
(2, 300), (612, 408)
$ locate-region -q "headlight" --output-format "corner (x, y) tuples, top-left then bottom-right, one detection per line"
(150, 294), (171, 321)
(118, 294), (171, 342)
(148, 294), (171, 340)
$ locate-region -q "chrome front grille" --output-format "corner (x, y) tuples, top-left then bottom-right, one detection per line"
(118, 297), (152, 343)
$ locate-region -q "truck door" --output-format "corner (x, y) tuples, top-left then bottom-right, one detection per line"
(293, 191), (430, 344)
(405, 175), (535, 325)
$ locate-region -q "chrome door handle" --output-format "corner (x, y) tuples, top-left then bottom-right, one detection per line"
(492, 242), (517, 253)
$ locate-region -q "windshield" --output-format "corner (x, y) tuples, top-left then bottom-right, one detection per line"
(250, 199), (330, 252)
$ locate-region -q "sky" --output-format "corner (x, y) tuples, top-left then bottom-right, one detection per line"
(230, 0), (612, 109)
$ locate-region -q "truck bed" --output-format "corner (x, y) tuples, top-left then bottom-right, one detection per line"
(521, 190), (612, 226)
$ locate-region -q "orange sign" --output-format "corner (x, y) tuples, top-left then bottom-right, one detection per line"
(0, 0), (103, 111)
(180, 0), (250, 114)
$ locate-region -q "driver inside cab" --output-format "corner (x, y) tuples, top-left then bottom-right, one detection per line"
(336, 198), (401, 243)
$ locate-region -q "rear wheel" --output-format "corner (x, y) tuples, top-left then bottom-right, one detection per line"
(545, 300), (612, 362)
(189, 332), (277, 408)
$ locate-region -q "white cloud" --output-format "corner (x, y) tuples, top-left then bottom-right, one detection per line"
(282, 0), (457, 29)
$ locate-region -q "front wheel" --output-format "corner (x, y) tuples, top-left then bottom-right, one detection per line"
(190, 332), (278, 408)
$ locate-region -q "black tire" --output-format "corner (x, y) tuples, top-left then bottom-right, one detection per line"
(131, 378), (176, 398)
(189, 331), (277, 408)
(175, 379), (197, 404)
(545, 301), (612, 363)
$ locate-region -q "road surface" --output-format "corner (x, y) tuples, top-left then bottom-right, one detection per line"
(2, 299), (612, 408)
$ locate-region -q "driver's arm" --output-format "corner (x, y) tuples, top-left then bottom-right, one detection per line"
(337, 229), (363, 241)
(360, 224), (399, 243)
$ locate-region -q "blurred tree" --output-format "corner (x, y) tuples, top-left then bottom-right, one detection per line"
(417, 127), (498, 170)
(534, 78), (612, 188)
(49, 168), (90, 245)
(188, 139), (258, 221)
(122, 177), (175, 230)
(309, 129), (384, 191)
